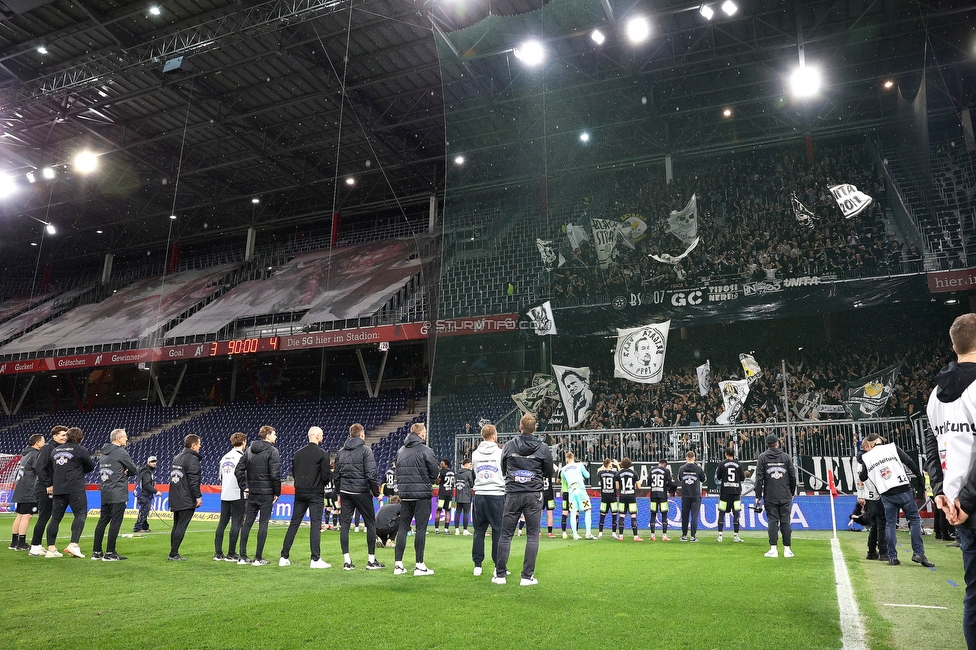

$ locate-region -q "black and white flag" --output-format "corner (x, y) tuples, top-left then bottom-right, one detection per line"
(613, 321), (670, 384)
(551, 364), (594, 428)
(667, 194), (698, 245)
(829, 184), (874, 219)
(739, 353), (762, 384)
(696, 361), (710, 397)
(590, 219), (619, 270)
(716, 379), (750, 425)
(536, 239), (559, 272)
(650, 236), (700, 265)
(793, 391), (822, 421)
(565, 224), (588, 250)
(844, 362), (902, 419)
(527, 301), (556, 336)
(791, 193), (817, 230)
(511, 376), (557, 416)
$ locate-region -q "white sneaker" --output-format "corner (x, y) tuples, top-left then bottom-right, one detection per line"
(598, 532), (603, 539)
(784, 547), (794, 558)
(455, 529), (460, 536)
(764, 548), (779, 558)
(310, 559), (331, 569)
(473, 566), (483, 576)
(29, 545), (44, 556)
(733, 534), (743, 543)
(462, 530), (472, 536)
(585, 534), (597, 540)
(562, 532), (568, 539)
(394, 565), (407, 575)
(64, 544), (84, 558)
(279, 557), (291, 567)
(491, 576), (507, 585)
(573, 534), (581, 541)
(414, 565), (434, 576)
(716, 534), (723, 543)
(354, 527), (360, 533)
(520, 576), (539, 586)
(45, 548), (63, 558)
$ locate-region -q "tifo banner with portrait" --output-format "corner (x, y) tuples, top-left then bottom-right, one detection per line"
(613, 321), (670, 384)
(551, 364), (594, 429)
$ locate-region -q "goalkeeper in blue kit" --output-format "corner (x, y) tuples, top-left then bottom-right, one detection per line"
(561, 453), (595, 540)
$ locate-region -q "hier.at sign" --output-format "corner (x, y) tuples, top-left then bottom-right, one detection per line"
(927, 267), (976, 293)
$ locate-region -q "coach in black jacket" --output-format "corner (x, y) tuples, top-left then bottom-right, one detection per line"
(168, 434), (202, 560)
(235, 425), (281, 565)
(46, 427), (96, 558)
(393, 422), (439, 574)
(335, 423), (381, 570)
(92, 429), (138, 560)
(29, 425), (68, 554)
(279, 426), (332, 567)
(755, 435), (798, 558)
(133, 457), (158, 533)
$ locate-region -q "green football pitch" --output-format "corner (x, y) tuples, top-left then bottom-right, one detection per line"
(0, 515), (966, 649)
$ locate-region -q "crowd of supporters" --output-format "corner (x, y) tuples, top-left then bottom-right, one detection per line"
(541, 142), (922, 300)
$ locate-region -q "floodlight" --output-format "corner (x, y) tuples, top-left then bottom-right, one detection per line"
(625, 17), (650, 44)
(149, 5), (161, 15)
(699, 4), (714, 20)
(345, 177), (356, 186)
(73, 150), (98, 174)
(251, 197), (260, 204)
(721, 0), (737, 16)
(514, 40), (545, 66)
(0, 174), (14, 198)
(41, 166), (55, 179)
(723, 107), (732, 117)
(590, 29), (605, 45)
(37, 45), (48, 55)
(45, 223), (56, 235)
(883, 80), (894, 89)
(789, 64), (821, 98)
(454, 155), (465, 165)
(580, 132), (590, 143)
(26, 172), (36, 184)
(169, 214), (177, 220)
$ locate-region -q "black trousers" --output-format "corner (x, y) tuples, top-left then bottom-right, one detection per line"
(134, 496), (152, 531)
(496, 491), (543, 580)
(281, 493), (325, 561)
(239, 494), (274, 559)
(214, 499), (245, 555)
(30, 489), (53, 547)
(472, 494), (505, 568)
(396, 498), (431, 564)
(766, 500), (792, 546)
(93, 502), (126, 553)
(681, 497), (701, 537)
(170, 508), (195, 556)
(454, 502), (471, 529)
(47, 491), (87, 546)
(865, 499), (887, 554)
(339, 492), (376, 555)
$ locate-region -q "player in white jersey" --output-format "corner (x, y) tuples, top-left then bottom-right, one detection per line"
(214, 432), (246, 562)
(561, 452), (595, 540)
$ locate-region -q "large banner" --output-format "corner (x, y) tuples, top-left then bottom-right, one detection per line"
(551, 364), (594, 428)
(667, 194), (698, 245)
(829, 184), (874, 219)
(613, 321), (670, 384)
(844, 362), (902, 419)
(716, 379), (750, 425)
(591, 219), (619, 270)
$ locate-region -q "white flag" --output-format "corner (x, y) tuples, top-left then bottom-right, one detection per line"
(511, 378), (557, 416)
(613, 321), (670, 384)
(590, 218), (619, 270)
(551, 364), (594, 428)
(716, 379), (750, 425)
(565, 224), (588, 250)
(527, 301), (556, 336)
(791, 192), (817, 229)
(793, 391), (822, 421)
(536, 239), (558, 271)
(696, 361), (710, 397)
(649, 236), (700, 265)
(739, 353), (762, 384)
(829, 184), (874, 219)
(667, 194), (698, 245)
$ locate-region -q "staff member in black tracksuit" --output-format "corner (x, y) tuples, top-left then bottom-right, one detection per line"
(755, 434), (798, 558)
(46, 427), (95, 558)
(168, 434), (203, 561)
(495, 414), (554, 586)
(10, 434), (44, 551)
(29, 425), (68, 556)
(235, 425), (281, 566)
(677, 450), (706, 542)
(393, 422), (439, 576)
(279, 426), (332, 568)
(92, 429), (138, 561)
(335, 423), (382, 571)
(133, 456), (159, 533)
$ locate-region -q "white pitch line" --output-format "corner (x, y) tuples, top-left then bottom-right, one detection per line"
(883, 604), (948, 610)
(832, 537), (868, 650)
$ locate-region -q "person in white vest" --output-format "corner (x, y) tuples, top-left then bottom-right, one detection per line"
(853, 455), (886, 561)
(857, 433), (933, 567)
(925, 312), (976, 649)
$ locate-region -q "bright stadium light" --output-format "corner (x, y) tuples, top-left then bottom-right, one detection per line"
(514, 40), (545, 66)
(883, 79), (894, 89)
(625, 16), (650, 44)
(251, 197), (260, 204)
(45, 223), (56, 235)
(579, 132), (590, 143)
(590, 29), (605, 45)
(0, 173), (14, 198)
(789, 64), (821, 98)
(721, 0), (738, 16)
(699, 4), (714, 20)
(149, 5), (161, 15)
(73, 150), (98, 174)
(36, 45), (48, 55)
(723, 107), (732, 117)
(454, 155), (465, 165)
(41, 166), (55, 179)
(169, 214), (177, 220)
(345, 177), (356, 186)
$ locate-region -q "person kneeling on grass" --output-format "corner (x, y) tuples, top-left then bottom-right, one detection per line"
(376, 496), (401, 548)
(561, 452), (595, 541)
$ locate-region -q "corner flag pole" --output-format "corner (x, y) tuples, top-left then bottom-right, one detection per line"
(827, 470), (838, 539)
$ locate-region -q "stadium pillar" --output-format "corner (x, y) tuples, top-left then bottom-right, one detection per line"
(318, 348), (326, 389)
(11, 375), (34, 415)
(665, 154), (673, 184)
(428, 194), (436, 232)
(229, 358), (239, 402)
(245, 228), (256, 262)
(101, 253), (114, 285)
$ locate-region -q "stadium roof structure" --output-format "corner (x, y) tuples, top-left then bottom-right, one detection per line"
(0, 0), (972, 272)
